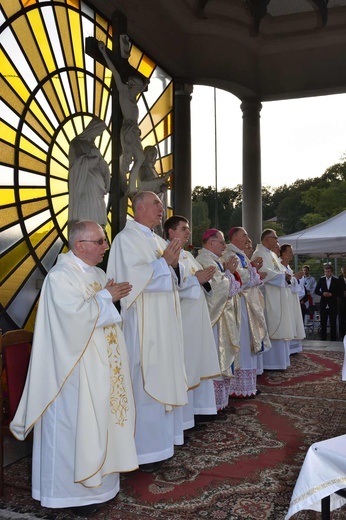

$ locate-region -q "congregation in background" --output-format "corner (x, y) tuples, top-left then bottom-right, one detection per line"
(10, 190), (345, 517)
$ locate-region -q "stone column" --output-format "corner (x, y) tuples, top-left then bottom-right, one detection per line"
(174, 82), (193, 225)
(241, 99), (262, 245)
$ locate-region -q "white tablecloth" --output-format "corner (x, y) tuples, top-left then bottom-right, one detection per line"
(286, 434), (346, 519)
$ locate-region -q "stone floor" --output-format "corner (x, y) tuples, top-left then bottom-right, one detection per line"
(1, 338), (344, 519)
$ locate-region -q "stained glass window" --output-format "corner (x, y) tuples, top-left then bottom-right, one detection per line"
(0, 0), (173, 331)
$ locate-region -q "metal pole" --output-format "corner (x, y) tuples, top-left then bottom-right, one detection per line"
(214, 88), (218, 228)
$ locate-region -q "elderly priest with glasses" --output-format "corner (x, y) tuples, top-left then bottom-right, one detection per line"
(10, 220), (138, 517)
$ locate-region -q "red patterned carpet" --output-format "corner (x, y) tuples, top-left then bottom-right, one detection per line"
(1, 350), (346, 520)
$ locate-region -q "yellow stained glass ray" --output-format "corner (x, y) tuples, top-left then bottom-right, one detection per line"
(50, 158), (69, 180)
(51, 194), (69, 215)
(1, 256), (37, 307)
(50, 178), (68, 196)
(0, 78), (25, 117)
(55, 5), (74, 67)
(68, 71), (82, 113)
(19, 188), (47, 202)
(19, 136), (47, 162)
(51, 143), (69, 170)
(1, 122), (16, 146)
(13, 16), (47, 80)
(1, 189), (16, 206)
(27, 9), (56, 74)
(1, 50), (30, 103)
(29, 99), (55, 137)
(29, 223), (59, 250)
(42, 80), (65, 123)
(1, 240), (31, 284)
(137, 55), (155, 79)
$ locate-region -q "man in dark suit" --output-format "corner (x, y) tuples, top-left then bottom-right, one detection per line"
(338, 266), (346, 339)
(315, 263), (342, 341)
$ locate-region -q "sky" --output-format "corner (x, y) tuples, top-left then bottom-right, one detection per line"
(191, 86), (346, 191)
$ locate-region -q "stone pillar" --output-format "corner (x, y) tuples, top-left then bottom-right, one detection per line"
(241, 99), (262, 245)
(174, 82), (193, 225)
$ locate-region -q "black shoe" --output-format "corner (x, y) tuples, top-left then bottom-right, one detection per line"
(69, 504), (100, 517)
(195, 413), (227, 422)
(139, 462), (158, 472)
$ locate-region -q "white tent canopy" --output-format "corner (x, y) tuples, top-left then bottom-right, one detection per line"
(278, 210), (346, 257)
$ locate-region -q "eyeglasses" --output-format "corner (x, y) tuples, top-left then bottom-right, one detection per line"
(79, 238), (108, 245)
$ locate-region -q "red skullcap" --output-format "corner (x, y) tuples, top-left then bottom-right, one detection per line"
(202, 228), (219, 241)
(228, 227), (240, 241)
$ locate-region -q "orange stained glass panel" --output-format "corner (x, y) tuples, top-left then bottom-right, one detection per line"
(66, 0), (80, 9)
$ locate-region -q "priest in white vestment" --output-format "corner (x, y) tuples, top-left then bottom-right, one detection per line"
(197, 229), (241, 411)
(252, 229), (295, 370)
(10, 221), (138, 516)
(163, 216), (221, 428)
(107, 192), (188, 467)
(222, 227), (271, 397)
(279, 243), (306, 354)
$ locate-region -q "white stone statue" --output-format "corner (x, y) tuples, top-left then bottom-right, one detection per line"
(68, 116), (110, 228)
(138, 145), (172, 194)
(98, 40), (148, 196)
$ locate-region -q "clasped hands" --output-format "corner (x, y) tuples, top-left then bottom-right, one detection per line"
(105, 279), (132, 301)
(162, 238), (181, 268)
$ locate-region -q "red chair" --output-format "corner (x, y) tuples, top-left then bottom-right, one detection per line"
(0, 329), (33, 495)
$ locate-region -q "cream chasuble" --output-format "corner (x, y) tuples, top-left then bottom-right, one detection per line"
(222, 244), (271, 354)
(107, 220), (188, 407)
(252, 244), (295, 340)
(10, 253), (137, 487)
(197, 248), (240, 376)
(178, 249), (221, 388)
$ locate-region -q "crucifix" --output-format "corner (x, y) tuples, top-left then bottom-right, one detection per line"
(86, 10), (148, 236)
